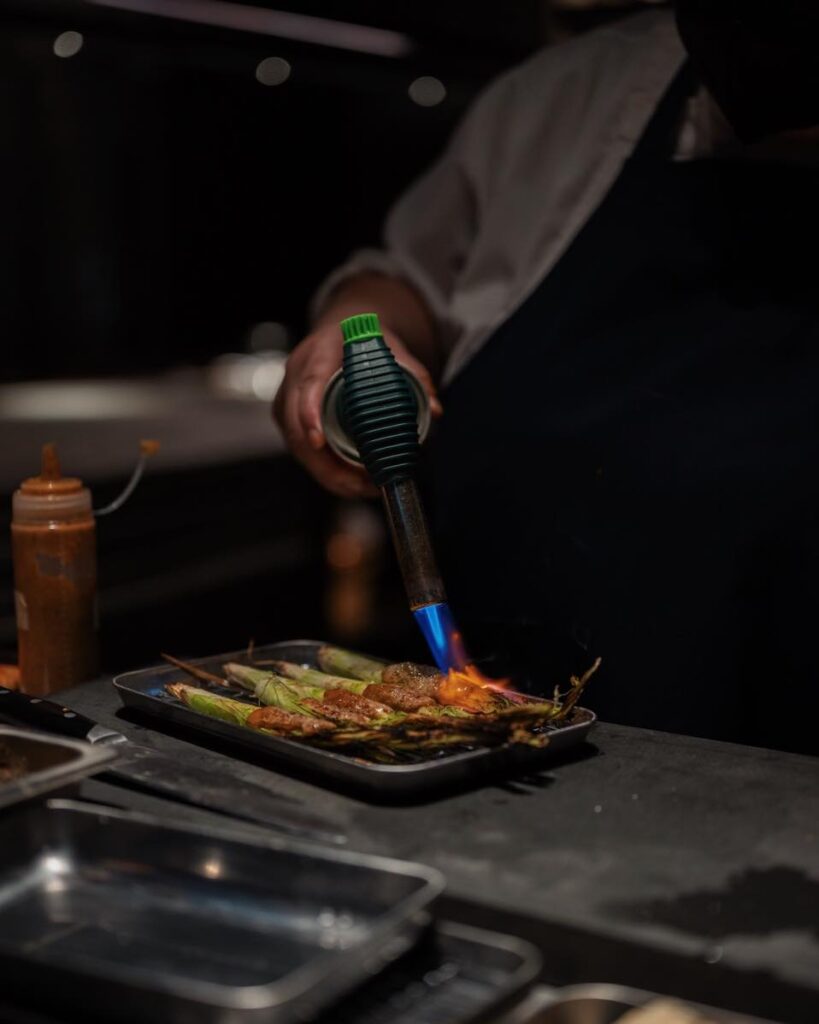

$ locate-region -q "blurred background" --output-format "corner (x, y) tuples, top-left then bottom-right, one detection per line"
(0, 0), (656, 673)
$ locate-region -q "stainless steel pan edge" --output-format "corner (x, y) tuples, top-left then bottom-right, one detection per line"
(512, 983), (782, 1024)
(35, 798), (445, 1020)
(0, 725), (116, 811)
(441, 921), (543, 1022)
(114, 640), (596, 796)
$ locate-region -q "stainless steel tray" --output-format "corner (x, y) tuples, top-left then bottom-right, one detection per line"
(114, 640), (596, 799)
(509, 983), (781, 1024)
(0, 724), (115, 811)
(327, 921), (541, 1024)
(0, 799), (443, 1024)
(0, 920), (540, 1024)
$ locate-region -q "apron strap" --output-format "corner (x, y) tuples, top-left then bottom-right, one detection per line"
(631, 59), (700, 163)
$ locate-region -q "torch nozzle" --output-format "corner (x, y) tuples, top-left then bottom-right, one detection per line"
(381, 478), (445, 609)
(413, 602), (468, 672)
(381, 477), (470, 671)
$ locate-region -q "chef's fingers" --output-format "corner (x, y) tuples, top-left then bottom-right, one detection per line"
(273, 329), (332, 449)
(277, 368), (377, 498)
(297, 369), (334, 451)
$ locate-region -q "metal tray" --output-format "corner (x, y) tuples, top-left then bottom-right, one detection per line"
(0, 920), (540, 1024)
(323, 921), (541, 1024)
(114, 640), (596, 799)
(0, 724), (115, 811)
(510, 983), (781, 1024)
(0, 799), (443, 1024)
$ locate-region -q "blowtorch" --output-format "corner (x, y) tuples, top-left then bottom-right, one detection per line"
(335, 313), (467, 672)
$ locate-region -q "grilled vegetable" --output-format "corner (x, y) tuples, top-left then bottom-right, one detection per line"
(317, 645), (386, 682)
(166, 683), (256, 727)
(224, 663), (326, 717)
(168, 683), (336, 736)
(163, 648), (601, 762)
(266, 660), (369, 694)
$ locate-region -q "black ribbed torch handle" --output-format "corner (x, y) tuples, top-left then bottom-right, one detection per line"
(340, 314), (446, 610)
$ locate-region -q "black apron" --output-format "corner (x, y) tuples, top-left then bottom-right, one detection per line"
(429, 65), (819, 753)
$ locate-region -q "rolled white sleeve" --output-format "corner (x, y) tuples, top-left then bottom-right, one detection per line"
(311, 9), (684, 382)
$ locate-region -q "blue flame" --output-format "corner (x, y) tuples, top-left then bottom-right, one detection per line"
(413, 602), (468, 672)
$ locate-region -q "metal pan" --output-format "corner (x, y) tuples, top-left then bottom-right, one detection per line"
(114, 640), (596, 799)
(0, 799), (443, 1024)
(0, 920), (540, 1024)
(0, 724), (115, 811)
(510, 983), (782, 1024)
(326, 921), (541, 1024)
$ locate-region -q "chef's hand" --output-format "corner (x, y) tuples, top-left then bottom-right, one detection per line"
(273, 321), (442, 499)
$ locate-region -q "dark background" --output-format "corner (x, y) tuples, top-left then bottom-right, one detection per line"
(0, 0), (648, 673)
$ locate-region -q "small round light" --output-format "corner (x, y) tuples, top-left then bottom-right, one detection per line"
(53, 31), (84, 59)
(408, 76), (446, 107)
(255, 57), (291, 87)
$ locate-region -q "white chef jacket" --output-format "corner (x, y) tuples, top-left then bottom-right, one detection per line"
(313, 9), (706, 384)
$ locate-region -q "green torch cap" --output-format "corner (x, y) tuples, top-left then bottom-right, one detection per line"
(341, 312), (382, 345)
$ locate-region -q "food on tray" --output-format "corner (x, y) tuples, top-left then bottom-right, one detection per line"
(616, 999), (720, 1023)
(247, 706), (337, 735)
(316, 646), (388, 682)
(264, 660), (370, 693)
(363, 683), (437, 712)
(164, 646), (600, 762)
(0, 742), (27, 783)
(323, 689), (394, 717)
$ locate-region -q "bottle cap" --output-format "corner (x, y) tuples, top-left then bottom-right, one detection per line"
(340, 313), (382, 345)
(12, 444), (92, 523)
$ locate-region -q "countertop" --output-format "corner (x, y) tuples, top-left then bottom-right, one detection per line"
(57, 677), (819, 1024)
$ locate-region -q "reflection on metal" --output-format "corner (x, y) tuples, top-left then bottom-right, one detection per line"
(86, 0), (414, 57)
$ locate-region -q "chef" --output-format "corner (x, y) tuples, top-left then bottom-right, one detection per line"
(275, 1), (819, 752)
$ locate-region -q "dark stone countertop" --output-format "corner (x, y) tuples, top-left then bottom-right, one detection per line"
(57, 677), (819, 1024)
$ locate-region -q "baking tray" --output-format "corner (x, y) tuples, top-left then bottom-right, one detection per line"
(0, 724), (115, 811)
(510, 983), (781, 1024)
(114, 640), (596, 799)
(0, 920), (540, 1024)
(0, 799), (443, 1024)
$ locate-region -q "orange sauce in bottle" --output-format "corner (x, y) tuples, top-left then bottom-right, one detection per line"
(11, 444), (98, 695)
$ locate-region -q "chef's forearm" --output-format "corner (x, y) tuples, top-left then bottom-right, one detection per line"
(314, 272), (442, 378)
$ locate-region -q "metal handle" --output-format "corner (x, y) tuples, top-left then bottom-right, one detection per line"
(0, 686), (96, 741)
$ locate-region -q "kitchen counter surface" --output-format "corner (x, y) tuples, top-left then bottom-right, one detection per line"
(57, 677), (819, 1023)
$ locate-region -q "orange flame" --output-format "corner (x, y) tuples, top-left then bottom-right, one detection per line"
(438, 662), (527, 712)
(435, 627), (530, 711)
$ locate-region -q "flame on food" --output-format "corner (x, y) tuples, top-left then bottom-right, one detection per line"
(438, 661), (528, 712)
